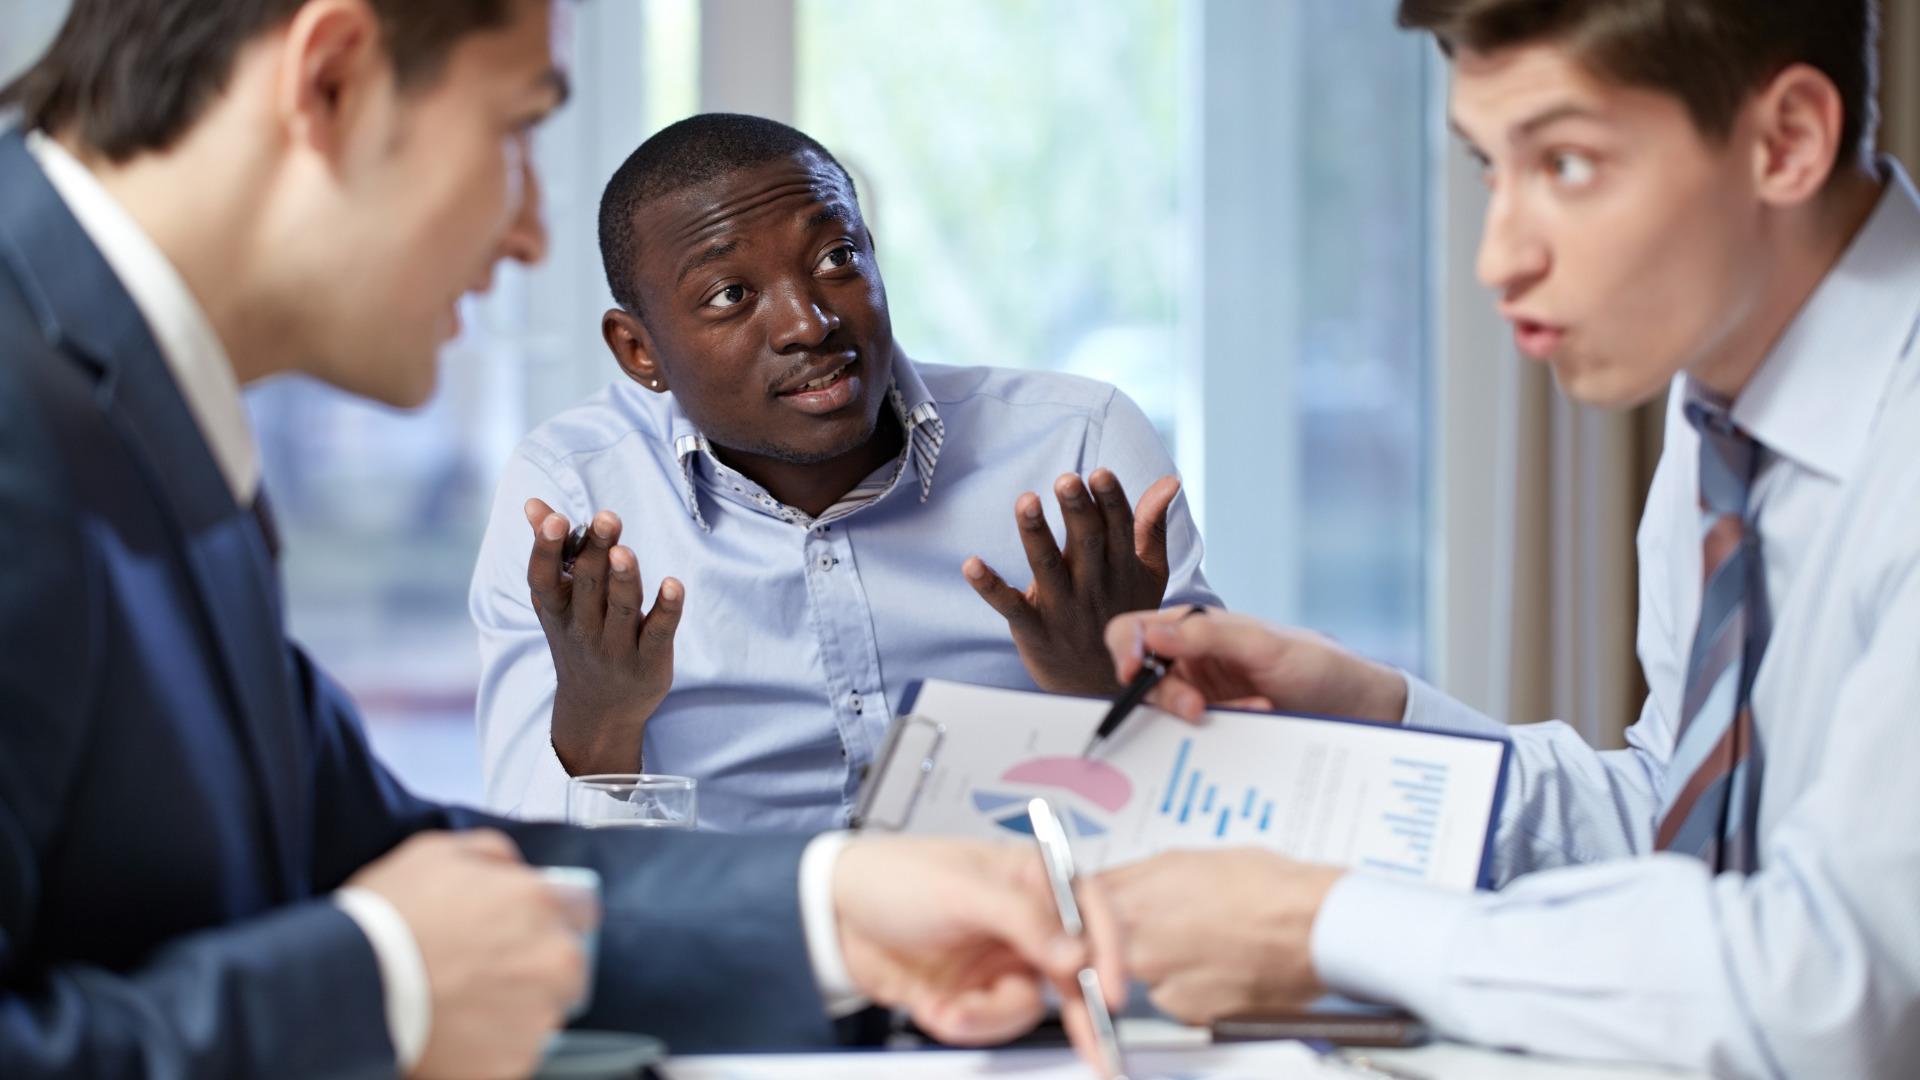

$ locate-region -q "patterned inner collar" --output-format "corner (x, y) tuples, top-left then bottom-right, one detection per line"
(670, 382), (946, 531)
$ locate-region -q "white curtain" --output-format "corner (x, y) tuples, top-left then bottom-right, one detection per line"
(1493, 370), (1660, 748)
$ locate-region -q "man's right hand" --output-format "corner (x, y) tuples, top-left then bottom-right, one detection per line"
(524, 498), (684, 776)
(832, 837), (1128, 1074)
(1102, 609), (1409, 724)
(346, 830), (591, 1080)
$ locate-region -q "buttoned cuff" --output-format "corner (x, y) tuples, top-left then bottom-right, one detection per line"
(1399, 673), (1508, 740)
(798, 831), (869, 1018)
(334, 887), (431, 1070)
(1310, 871), (1473, 1018)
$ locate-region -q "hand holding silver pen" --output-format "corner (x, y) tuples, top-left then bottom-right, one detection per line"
(1028, 798), (1132, 1080)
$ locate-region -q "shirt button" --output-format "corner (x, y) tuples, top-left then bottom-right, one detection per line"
(850, 693), (863, 714)
(818, 556), (838, 571)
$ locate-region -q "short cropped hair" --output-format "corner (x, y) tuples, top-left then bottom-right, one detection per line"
(1398, 0), (1880, 170)
(1, 0), (521, 162)
(597, 113), (855, 320)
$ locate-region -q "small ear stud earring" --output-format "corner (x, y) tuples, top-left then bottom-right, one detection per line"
(649, 380), (661, 389)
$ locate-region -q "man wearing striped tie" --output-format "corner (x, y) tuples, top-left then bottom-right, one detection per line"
(1096, 1), (1920, 1076)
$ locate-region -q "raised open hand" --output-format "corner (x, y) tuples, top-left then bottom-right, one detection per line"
(965, 469), (1179, 696)
(524, 498), (684, 776)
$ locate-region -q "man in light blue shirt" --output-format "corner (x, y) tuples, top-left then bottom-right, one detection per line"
(471, 114), (1216, 832)
(1097, 1), (1920, 1076)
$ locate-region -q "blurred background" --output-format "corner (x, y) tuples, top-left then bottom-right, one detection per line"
(275, 0), (1435, 804)
(5, 0), (1912, 806)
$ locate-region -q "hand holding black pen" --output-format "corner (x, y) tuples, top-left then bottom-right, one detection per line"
(1083, 604), (1210, 757)
(1100, 608), (1411, 726)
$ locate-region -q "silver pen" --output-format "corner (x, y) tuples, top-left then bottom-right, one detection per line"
(1026, 798), (1129, 1080)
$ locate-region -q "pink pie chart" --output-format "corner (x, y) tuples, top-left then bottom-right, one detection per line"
(997, 756), (1133, 813)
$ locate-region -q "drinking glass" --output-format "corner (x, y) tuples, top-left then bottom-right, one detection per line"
(566, 774), (697, 830)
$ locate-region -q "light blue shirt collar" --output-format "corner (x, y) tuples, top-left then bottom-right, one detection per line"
(668, 353), (947, 531)
(1732, 156), (1920, 483)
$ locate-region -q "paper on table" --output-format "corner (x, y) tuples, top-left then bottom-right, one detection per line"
(863, 680), (1507, 890)
(662, 1042), (1345, 1080)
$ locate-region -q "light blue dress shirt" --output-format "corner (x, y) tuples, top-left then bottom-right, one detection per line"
(471, 356), (1217, 832)
(1311, 161), (1920, 1078)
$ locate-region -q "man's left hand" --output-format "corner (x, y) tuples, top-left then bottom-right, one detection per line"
(965, 469), (1180, 696)
(1099, 850), (1343, 1025)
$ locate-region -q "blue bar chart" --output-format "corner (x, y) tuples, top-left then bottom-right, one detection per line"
(1359, 757), (1450, 876)
(1157, 737), (1276, 843)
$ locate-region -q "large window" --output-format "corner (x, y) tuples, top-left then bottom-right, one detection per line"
(1284, 3), (1435, 667)
(236, 0), (1435, 801)
(797, 0), (1185, 443)
(794, 0), (1434, 664)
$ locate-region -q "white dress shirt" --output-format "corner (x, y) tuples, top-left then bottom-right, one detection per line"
(1312, 161), (1920, 1078)
(23, 130), (861, 1068)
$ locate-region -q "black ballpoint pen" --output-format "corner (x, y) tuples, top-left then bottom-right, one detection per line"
(1081, 604), (1208, 758)
(561, 522), (591, 571)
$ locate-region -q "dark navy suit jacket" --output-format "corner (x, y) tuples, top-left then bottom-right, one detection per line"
(0, 130), (836, 1077)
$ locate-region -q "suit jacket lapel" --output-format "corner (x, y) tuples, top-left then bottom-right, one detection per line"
(0, 131), (306, 898)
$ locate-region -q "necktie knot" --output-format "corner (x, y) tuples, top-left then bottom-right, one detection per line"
(1684, 397), (1760, 520)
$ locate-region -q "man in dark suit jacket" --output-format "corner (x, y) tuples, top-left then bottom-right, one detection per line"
(0, 2), (1123, 1077)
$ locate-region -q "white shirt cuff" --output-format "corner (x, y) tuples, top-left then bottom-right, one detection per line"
(798, 831), (869, 1017)
(334, 886), (432, 1070)
(1310, 870), (1474, 1025)
(1399, 673), (1508, 740)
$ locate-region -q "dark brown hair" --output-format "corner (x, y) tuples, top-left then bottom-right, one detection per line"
(1, 0), (521, 162)
(1398, 0), (1880, 168)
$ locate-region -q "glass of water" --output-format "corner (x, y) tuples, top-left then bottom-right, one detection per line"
(566, 774), (698, 830)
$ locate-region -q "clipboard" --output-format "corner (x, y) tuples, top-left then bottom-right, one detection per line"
(851, 713), (946, 830)
(853, 678), (1511, 891)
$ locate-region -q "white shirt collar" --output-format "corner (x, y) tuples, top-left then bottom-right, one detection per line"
(24, 130), (259, 503)
(1732, 156), (1920, 483)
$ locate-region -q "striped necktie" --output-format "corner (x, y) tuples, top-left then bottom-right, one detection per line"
(1654, 396), (1769, 872)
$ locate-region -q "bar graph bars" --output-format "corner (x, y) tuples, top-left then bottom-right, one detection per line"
(1360, 757), (1449, 877)
(1158, 737), (1275, 841)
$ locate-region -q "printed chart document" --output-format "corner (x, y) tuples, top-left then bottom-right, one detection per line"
(663, 1042), (1342, 1079)
(857, 680), (1509, 889)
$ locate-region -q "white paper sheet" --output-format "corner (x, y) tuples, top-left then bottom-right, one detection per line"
(663, 1042), (1343, 1080)
(862, 680), (1507, 889)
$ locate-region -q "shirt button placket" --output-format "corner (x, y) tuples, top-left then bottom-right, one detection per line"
(804, 530), (861, 790)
